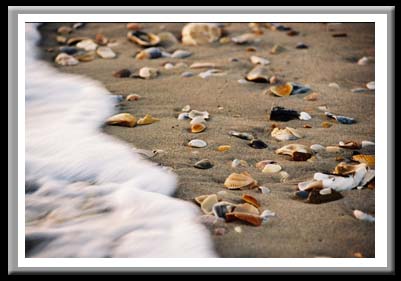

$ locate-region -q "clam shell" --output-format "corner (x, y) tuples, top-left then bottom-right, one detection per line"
(177, 112), (190, 120)
(271, 127), (302, 141)
(224, 172), (257, 190)
(188, 110), (209, 120)
(245, 65), (271, 83)
(276, 144), (310, 156)
(319, 188), (332, 195)
(190, 62), (218, 69)
(54, 53), (79, 66)
(291, 83), (310, 94)
(96, 47), (116, 59)
(231, 159), (248, 168)
(228, 130), (254, 140)
(325, 112), (355, 124)
(200, 194), (218, 215)
(127, 30), (160, 47)
(255, 160), (276, 170)
(191, 123), (206, 133)
(126, 94), (141, 101)
(112, 69), (131, 78)
(338, 140), (362, 149)
(353, 210), (375, 222)
(232, 212), (263, 226)
(250, 55), (270, 65)
(187, 139), (207, 148)
(106, 113), (136, 127)
(270, 83), (293, 97)
(304, 92), (320, 101)
(76, 39), (98, 51)
(194, 159), (213, 169)
(217, 145), (231, 152)
(135, 47), (163, 59)
(137, 114), (159, 125)
(262, 164), (282, 174)
(248, 139), (268, 149)
(366, 81), (375, 90)
(231, 33), (259, 44)
(241, 195), (260, 208)
(171, 49), (192, 58)
(181, 23), (221, 45)
(74, 51), (96, 62)
(139, 67), (159, 79)
(352, 154), (375, 168)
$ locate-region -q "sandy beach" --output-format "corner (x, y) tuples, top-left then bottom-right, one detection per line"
(36, 22), (375, 258)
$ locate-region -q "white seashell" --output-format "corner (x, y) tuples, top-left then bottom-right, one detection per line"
(271, 127), (302, 141)
(181, 71), (194, 77)
(319, 188), (332, 195)
(357, 56), (374, 65)
(276, 144), (310, 156)
(329, 82), (340, 89)
(250, 55), (270, 65)
(171, 49), (192, 58)
(177, 112), (190, 120)
(361, 140), (375, 148)
(96, 47), (116, 59)
(188, 110), (209, 120)
(188, 139), (207, 148)
(164, 62), (175, 69)
(366, 81), (375, 90)
(260, 209), (275, 222)
(232, 33), (259, 44)
(76, 39), (98, 51)
(234, 226), (242, 233)
(299, 112), (312, 120)
(262, 164), (282, 174)
(238, 79), (250, 84)
(139, 67), (159, 79)
(259, 186), (271, 194)
(310, 144), (326, 153)
(182, 105), (191, 112)
(190, 116), (206, 125)
(198, 69), (226, 79)
(54, 53), (79, 66)
(353, 210), (375, 222)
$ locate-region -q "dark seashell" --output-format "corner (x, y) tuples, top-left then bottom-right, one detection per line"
(273, 24), (291, 31)
(306, 189), (343, 204)
(292, 151), (312, 161)
(25, 181), (40, 194)
(287, 30), (299, 36)
(270, 106), (300, 121)
(248, 139), (268, 149)
(295, 190), (309, 200)
(212, 202), (235, 220)
(296, 42), (309, 49)
(291, 83), (310, 94)
(58, 46), (78, 55)
(325, 112), (355, 124)
(112, 69), (132, 78)
(194, 159), (213, 169)
(332, 33), (347, 37)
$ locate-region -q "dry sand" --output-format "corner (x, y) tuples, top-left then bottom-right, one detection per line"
(37, 22), (375, 258)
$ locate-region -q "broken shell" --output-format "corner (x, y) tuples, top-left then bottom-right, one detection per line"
(112, 69), (131, 78)
(241, 194), (260, 208)
(235, 203), (259, 214)
(258, 186), (271, 194)
(231, 159), (248, 168)
(74, 51), (96, 62)
(329, 82), (340, 89)
(188, 110), (209, 120)
(333, 162), (367, 176)
(54, 53), (79, 66)
(270, 83), (293, 97)
(135, 47), (163, 59)
(106, 113), (136, 127)
(191, 123), (206, 133)
(182, 105), (191, 112)
(260, 209), (276, 222)
(127, 30), (160, 47)
(137, 114), (160, 125)
(276, 144), (310, 156)
(262, 164), (282, 174)
(325, 112), (355, 124)
(228, 131), (254, 140)
(187, 139), (207, 148)
(255, 160), (276, 170)
(299, 112), (312, 120)
(76, 39), (98, 51)
(217, 145), (231, 152)
(194, 195), (211, 205)
(353, 210), (375, 222)
(270, 44), (285, 54)
(304, 92), (320, 101)
(96, 47), (116, 59)
(246, 47), (257, 52)
(213, 202), (237, 220)
(126, 94), (141, 101)
(181, 23), (221, 45)
(194, 159), (213, 169)
(231, 33), (259, 44)
(318, 105), (329, 111)
(271, 127), (303, 141)
(248, 139), (268, 149)
(190, 116), (206, 125)
(310, 144), (326, 153)
(177, 112), (190, 120)
(361, 140), (375, 147)
(338, 140), (362, 149)
(126, 23), (142, 30)
(95, 33), (108, 45)
(171, 49), (192, 58)
(200, 194), (218, 215)
(250, 55), (270, 65)
(352, 154), (375, 168)
(139, 67), (159, 79)
(245, 65), (271, 83)
(366, 81), (375, 90)
(270, 106), (300, 121)
(233, 212), (262, 226)
(56, 36), (67, 44)
(190, 62), (218, 69)
(72, 22), (85, 29)
(224, 172), (258, 190)
(57, 26), (72, 34)
(291, 83), (311, 94)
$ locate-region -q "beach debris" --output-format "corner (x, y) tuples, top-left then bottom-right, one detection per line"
(357, 56), (374, 65)
(190, 62), (218, 69)
(126, 94), (141, 101)
(112, 69), (131, 78)
(228, 131), (254, 141)
(126, 23), (142, 30)
(352, 154), (375, 168)
(171, 49), (192, 59)
(361, 140), (375, 148)
(200, 194), (219, 215)
(224, 172), (258, 190)
(56, 36), (67, 44)
(163, 62), (174, 69)
(182, 105), (191, 112)
(287, 30), (299, 36)
(76, 39), (98, 51)
(255, 160), (276, 170)
(181, 23), (221, 45)
(304, 92), (320, 101)
(219, 37), (231, 44)
(190, 116), (206, 125)
(138, 67), (159, 79)
(353, 210), (375, 222)
(338, 140), (362, 149)
(326, 146), (342, 153)
(217, 145), (231, 152)
(325, 112), (356, 124)
(194, 159), (213, 169)
(72, 22), (85, 29)
(59, 46), (79, 55)
(106, 113), (136, 127)
(278, 171), (290, 183)
(177, 112), (190, 120)
(188, 139), (207, 148)
(191, 123), (206, 133)
(95, 33), (108, 45)
(270, 76), (278, 84)
(329, 82), (340, 89)
(74, 51), (96, 62)
(189, 110), (209, 120)
(246, 47), (257, 52)
(234, 226), (242, 233)
(181, 71), (194, 77)
(96, 47), (116, 59)
(231, 159), (249, 168)
(276, 144), (312, 161)
(250, 55), (270, 65)
(269, 106), (311, 121)
(214, 227), (226, 236)
(271, 127), (303, 141)
(262, 164), (282, 174)
(54, 53), (79, 66)
(137, 114), (160, 125)
(258, 186), (271, 194)
(133, 148), (162, 159)
(304, 124), (312, 128)
(322, 121), (333, 128)
(366, 81), (375, 90)
(310, 144), (326, 153)
(242, 194), (260, 208)
(235, 203), (259, 215)
(270, 44), (285, 54)
(245, 65), (272, 83)
(248, 139), (268, 149)
(231, 33), (260, 44)
(199, 69), (226, 79)
(57, 25), (72, 34)
(270, 83), (293, 97)
(296, 42), (309, 49)
(135, 47), (163, 59)
(127, 30), (160, 47)
(332, 33), (347, 37)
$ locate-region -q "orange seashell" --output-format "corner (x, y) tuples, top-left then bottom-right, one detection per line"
(236, 200), (260, 213)
(224, 172), (257, 190)
(304, 124), (312, 128)
(270, 83), (293, 97)
(191, 123), (206, 133)
(106, 113), (136, 127)
(225, 212), (237, 222)
(352, 154), (375, 168)
(233, 212), (263, 226)
(217, 145), (231, 152)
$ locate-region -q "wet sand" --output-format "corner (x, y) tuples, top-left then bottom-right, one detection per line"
(37, 22), (375, 258)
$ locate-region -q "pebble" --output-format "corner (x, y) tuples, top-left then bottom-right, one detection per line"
(234, 226), (242, 233)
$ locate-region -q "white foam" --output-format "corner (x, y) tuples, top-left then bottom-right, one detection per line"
(25, 23), (216, 258)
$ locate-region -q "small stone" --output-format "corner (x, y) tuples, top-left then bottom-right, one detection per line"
(113, 69), (131, 78)
(139, 67), (159, 79)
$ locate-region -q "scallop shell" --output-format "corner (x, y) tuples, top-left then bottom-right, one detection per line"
(54, 53), (79, 66)
(76, 39), (98, 51)
(126, 94), (141, 101)
(224, 172), (257, 190)
(106, 113), (136, 127)
(191, 123), (206, 133)
(188, 110), (209, 120)
(231, 33), (259, 44)
(171, 49), (192, 58)
(338, 140), (362, 149)
(352, 154), (375, 168)
(127, 30), (160, 47)
(245, 65), (271, 83)
(137, 114), (160, 125)
(200, 194), (218, 215)
(181, 23), (221, 45)
(353, 210), (375, 222)
(135, 47), (163, 60)
(217, 145), (231, 152)
(187, 139), (207, 148)
(255, 160), (276, 170)
(232, 212), (263, 226)
(139, 67), (159, 79)
(241, 195), (260, 208)
(96, 47), (116, 59)
(250, 55), (270, 65)
(271, 127), (303, 141)
(262, 164), (282, 174)
(270, 83), (293, 97)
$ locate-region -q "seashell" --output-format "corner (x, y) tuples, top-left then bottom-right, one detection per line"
(276, 144), (311, 161)
(360, 169), (375, 187)
(198, 69), (226, 79)
(318, 105), (328, 111)
(353, 210), (375, 222)
(96, 47), (116, 59)
(296, 42), (308, 49)
(112, 69), (131, 78)
(269, 75), (278, 84)
(258, 186), (271, 194)
(126, 94), (141, 101)
(255, 160), (276, 170)
(72, 23), (85, 29)
(188, 110), (209, 120)
(279, 171), (290, 183)
(133, 148), (160, 159)
(248, 139), (268, 149)
(217, 145), (231, 152)
(95, 33), (108, 45)
(310, 144), (326, 153)
(233, 212), (263, 226)
(269, 106), (300, 121)
(190, 116), (206, 125)
(260, 209), (276, 222)
(76, 39), (98, 51)
(325, 112), (355, 124)
(352, 154), (375, 168)
(138, 67), (159, 79)
(241, 195), (260, 208)
(304, 92), (320, 101)
(194, 194), (212, 205)
(224, 172), (257, 190)
(245, 65), (271, 83)
(231, 33), (259, 44)
(357, 56), (374, 65)
(182, 105), (191, 112)
(200, 194), (218, 215)
(270, 44), (285, 54)
(304, 124), (312, 128)
(106, 113), (136, 127)
(250, 55), (270, 65)
(362, 140), (375, 148)
(291, 83), (311, 94)
(57, 26), (72, 34)
(213, 202), (237, 220)
(322, 121), (333, 128)
(187, 139), (207, 148)
(270, 83), (293, 97)
(157, 32), (179, 46)
(177, 112), (190, 120)
(299, 112), (312, 120)
(56, 36), (67, 44)
(238, 79), (250, 84)
(235, 203), (259, 215)
(326, 146), (342, 153)
(314, 168), (368, 192)
(191, 123), (206, 133)
(66, 36), (91, 46)
(74, 51), (96, 62)
(194, 159), (213, 169)
(137, 114), (160, 125)
(126, 23), (142, 30)
(59, 46), (79, 55)
(298, 180), (324, 191)
(219, 37), (231, 44)
(319, 188), (332, 195)
(246, 47), (257, 52)
(181, 71), (194, 77)
(54, 53), (79, 66)
(171, 49), (192, 58)
(181, 23), (221, 45)
(366, 81), (375, 90)
(228, 130), (254, 141)
(234, 226), (242, 233)
(307, 188), (343, 204)
(231, 159), (248, 168)
(338, 140), (362, 149)
(351, 88), (369, 93)
(329, 82), (340, 89)
(271, 127), (303, 141)
(262, 164), (282, 174)
(127, 30), (160, 47)
(135, 47), (163, 59)
(190, 62), (218, 69)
